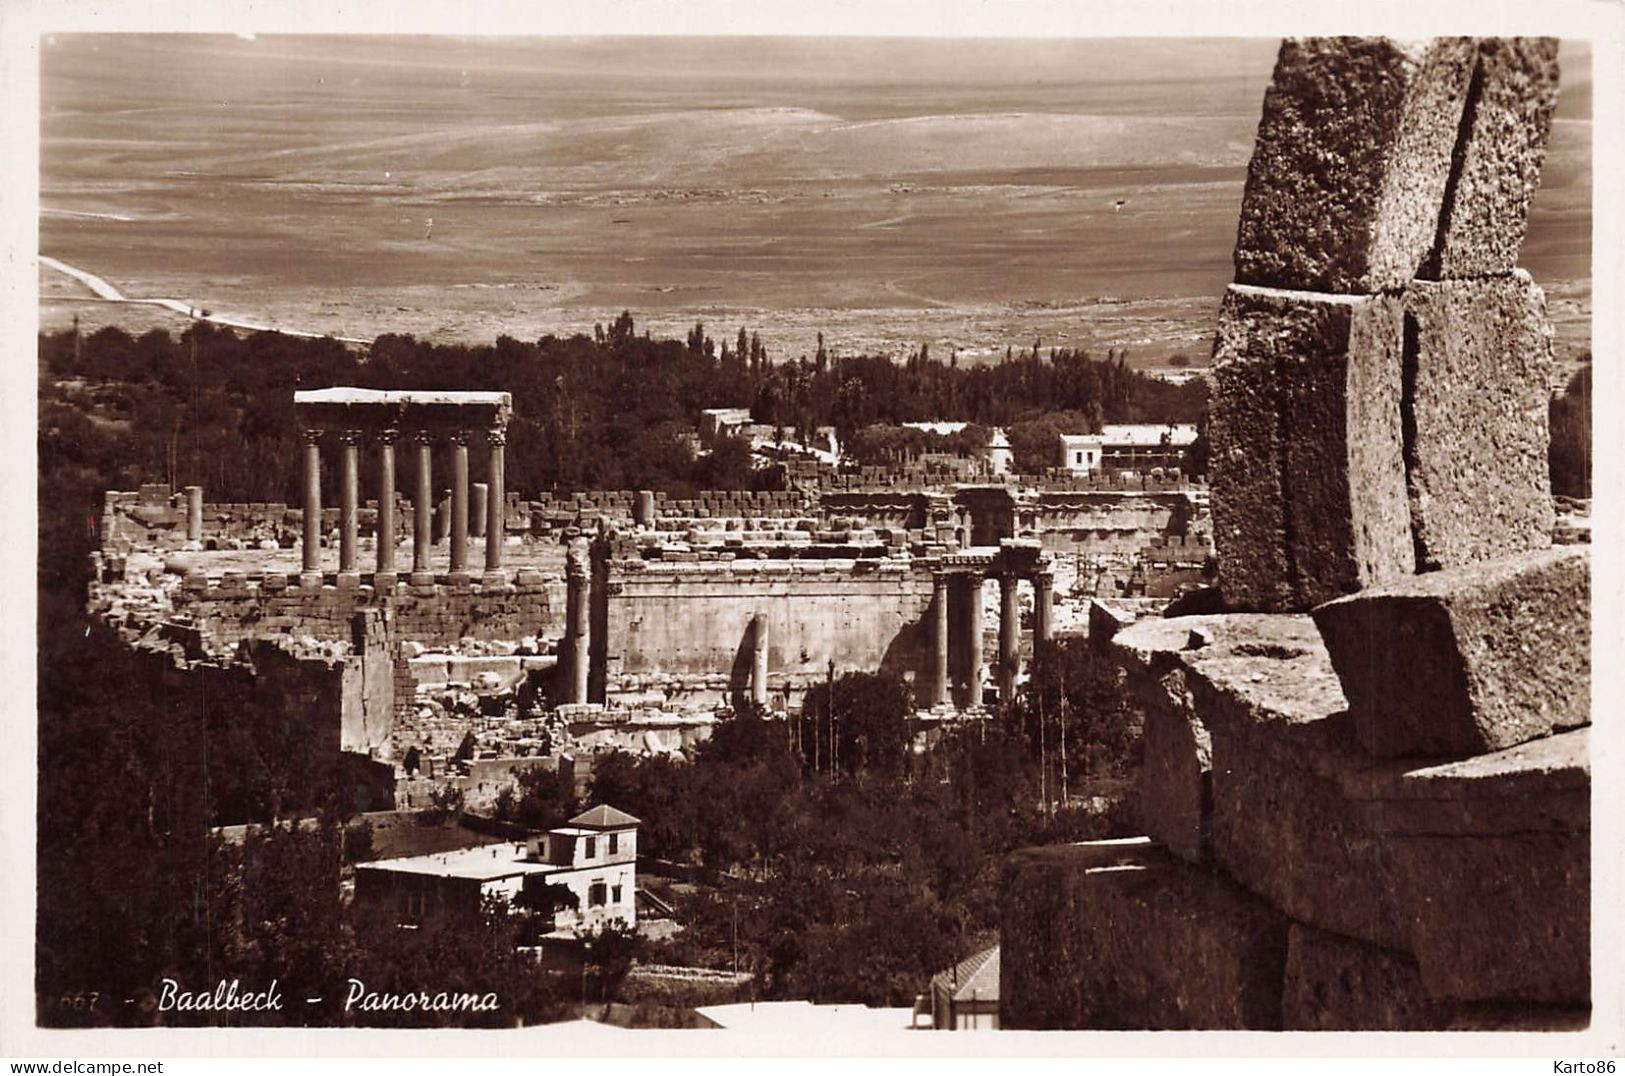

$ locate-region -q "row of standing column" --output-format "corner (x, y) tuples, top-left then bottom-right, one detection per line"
(302, 427), (507, 582)
(931, 569), (1053, 708)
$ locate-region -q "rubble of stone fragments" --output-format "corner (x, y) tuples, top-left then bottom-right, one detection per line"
(1000, 36), (1589, 1031)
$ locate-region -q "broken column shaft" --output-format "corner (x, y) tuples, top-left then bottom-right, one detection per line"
(565, 542), (591, 704)
(471, 481), (488, 539)
(1033, 570), (1055, 646)
(185, 485), (203, 543)
(751, 613), (770, 708)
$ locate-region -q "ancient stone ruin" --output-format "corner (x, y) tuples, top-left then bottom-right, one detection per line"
(1000, 37), (1589, 1030)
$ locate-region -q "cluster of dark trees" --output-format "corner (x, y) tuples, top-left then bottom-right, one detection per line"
(40, 318), (1207, 517)
(502, 649), (1143, 1009)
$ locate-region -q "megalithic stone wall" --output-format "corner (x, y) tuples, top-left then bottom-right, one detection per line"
(1210, 286), (1413, 609)
(1401, 272), (1556, 568)
(1212, 35), (1561, 611)
(1002, 36), (1587, 1032)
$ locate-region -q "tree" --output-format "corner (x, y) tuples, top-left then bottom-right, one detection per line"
(800, 672), (912, 779)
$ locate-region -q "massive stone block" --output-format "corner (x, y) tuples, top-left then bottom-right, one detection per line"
(1000, 838), (1289, 1029)
(1134, 667), (1211, 864)
(1423, 38), (1561, 280)
(1353, 729), (1590, 1005)
(1282, 923), (1433, 1030)
(1312, 546), (1589, 758)
(1109, 617), (1218, 863)
(1108, 615), (1401, 945)
(1210, 285), (1413, 611)
(1402, 272), (1555, 570)
(1109, 615), (1591, 1007)
(1234, 37), (1477, 293)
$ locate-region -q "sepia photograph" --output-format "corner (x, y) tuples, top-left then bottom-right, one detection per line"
(7, 0), (1617, 1062)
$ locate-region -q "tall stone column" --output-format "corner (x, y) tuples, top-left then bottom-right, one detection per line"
(376, 429), (397, 581)
(449, 431), (470, 574)
(471, 482), (489, 538)
(998, 573), (1021, 701)
(751, 613), (770, 708)
(185, 485), (203, 543)
(412, 431), (433, 581)
(931, 573), (951, 707)
(338, 429), (361, 575)
(961, 573), (985, 708)
(1034, 569), (1055, 645)
(565, 542), (590, 705)
(300, 428), (323, 578)
(485, 427), (506, 574)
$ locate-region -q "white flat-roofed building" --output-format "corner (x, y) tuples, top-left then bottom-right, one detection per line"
(1059, 423), (1198, 474)
(700, 408), (755, 439)
(355, 804), (639, 935)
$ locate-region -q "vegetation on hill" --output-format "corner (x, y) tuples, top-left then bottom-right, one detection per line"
(40, 317), (1207, 514)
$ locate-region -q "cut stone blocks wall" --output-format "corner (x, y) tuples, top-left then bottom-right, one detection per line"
(1401, 272), (1555, 569)
(1000, 838), (1289, 1030)
(1422, 38), (1561, 280)
(1210, 286), (1413, 611)
(599, 559), (937, 703)
(1282, 923), (1432, 1031)
(1312, 546), (1588, 758)
(1009, 33), (1584, 1031)
(1072, 612), (1593, 1028)
(1133, 667), (1210, 864)
(174, 577), (556, 649)
(1109, 617), (1221, 863)
(1355, 728), (1590, 1005)
(1233, 37), (1476, 293)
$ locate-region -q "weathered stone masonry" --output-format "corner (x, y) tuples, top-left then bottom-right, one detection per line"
(1002, 36), (1587, 1031)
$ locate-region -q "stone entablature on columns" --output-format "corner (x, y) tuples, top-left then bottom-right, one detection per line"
(292, 388), (513, 579)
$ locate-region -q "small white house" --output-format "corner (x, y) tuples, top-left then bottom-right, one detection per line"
(527, 804), (641, 934)
(1059, 433), (1107, 474)
(355, 804), (641, 935)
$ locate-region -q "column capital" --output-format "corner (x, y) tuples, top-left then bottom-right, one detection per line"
(486, 426), (508, 447)
(377, 427), (400, 445)
(300, 428), (324, 447)
(337, 428), (365, 447)
(410, 429), (435, 447)
(449, 428), (471, 446)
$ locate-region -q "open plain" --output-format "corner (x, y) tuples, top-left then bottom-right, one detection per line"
(39, 35), (1593, 368)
